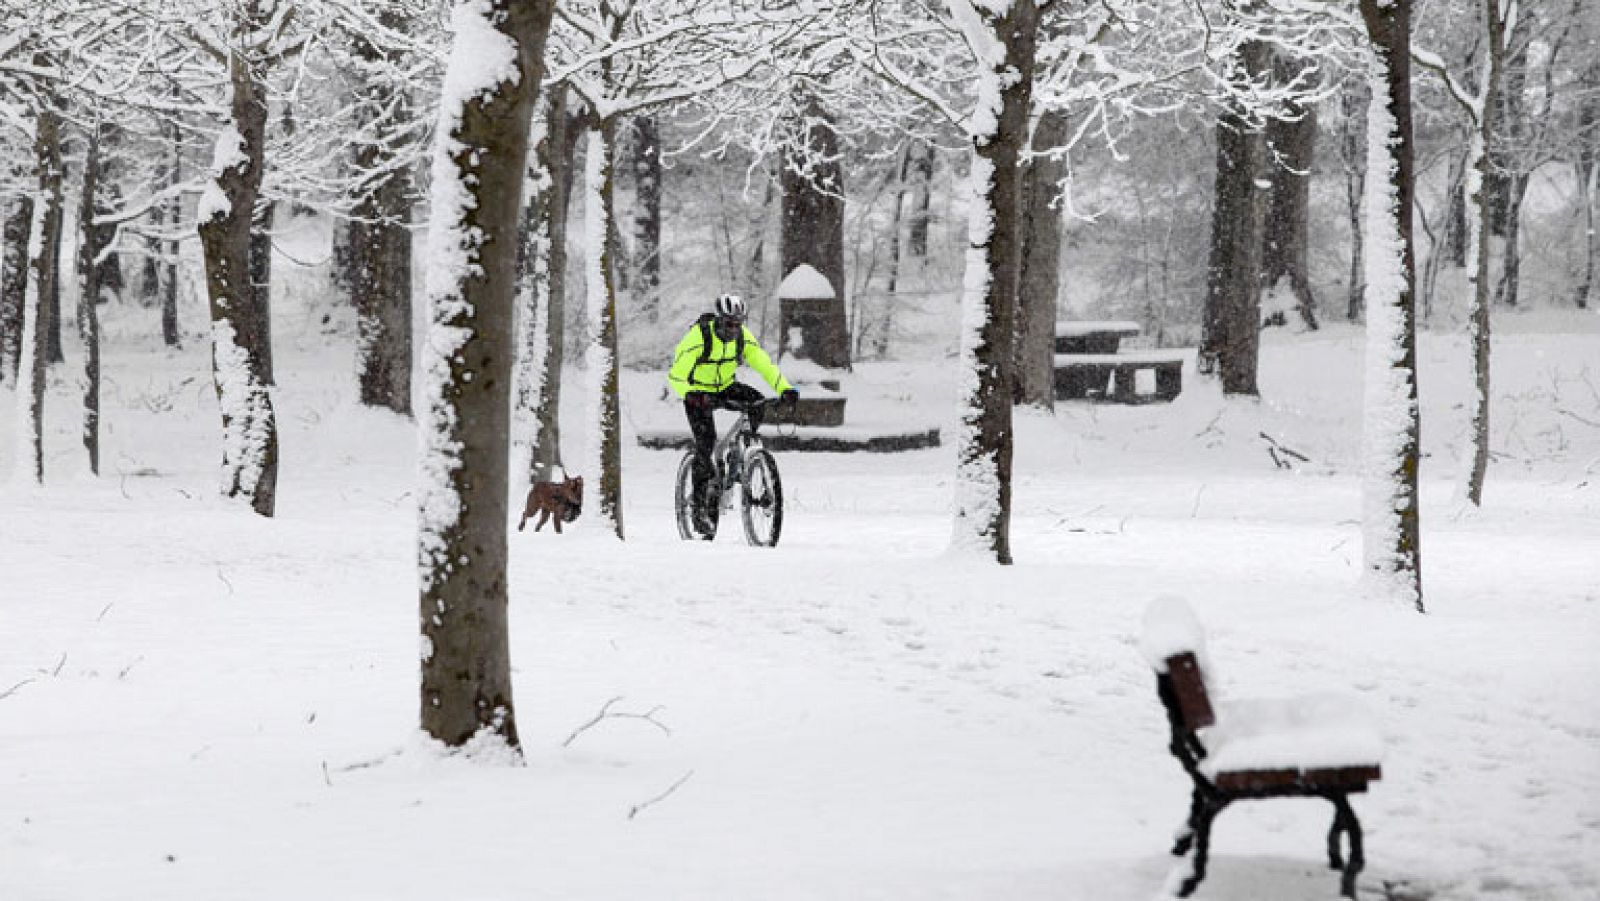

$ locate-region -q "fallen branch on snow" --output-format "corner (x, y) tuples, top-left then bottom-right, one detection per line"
(629, 769), (694, 820)
(563, 696), (672, 748)
(1259, 432), (1311, 470)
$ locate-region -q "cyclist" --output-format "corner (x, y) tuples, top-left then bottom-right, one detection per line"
(668, 294), (798, 535)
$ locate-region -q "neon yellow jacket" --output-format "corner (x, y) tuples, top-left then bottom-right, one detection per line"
(668, 317), (793, 398)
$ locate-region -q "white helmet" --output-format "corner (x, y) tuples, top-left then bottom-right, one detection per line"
(715, 293), (747, 320)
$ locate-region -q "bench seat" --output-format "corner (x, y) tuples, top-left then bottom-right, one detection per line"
(1053, 351), (1188, 403)
(1201, 694), (1383, 783)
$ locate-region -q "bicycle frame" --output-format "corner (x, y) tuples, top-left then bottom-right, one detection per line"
(709, 401), (769, 499)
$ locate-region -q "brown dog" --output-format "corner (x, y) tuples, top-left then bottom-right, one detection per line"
(518, 476), (583, 533)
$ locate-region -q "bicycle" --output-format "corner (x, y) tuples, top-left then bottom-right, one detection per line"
(674, 396), (786, 546)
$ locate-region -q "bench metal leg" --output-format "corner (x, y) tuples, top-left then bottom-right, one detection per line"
(1112, 367), (1138, 403)
(1172, 787), (1205, 856)
(1177, 798), (1227, 897)
(1155, 364), (1182, 400)
(1333, 795), (1365, 899)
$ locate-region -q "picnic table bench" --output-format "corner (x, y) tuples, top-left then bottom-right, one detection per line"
(1140, 597), (1383, 899)
(1053, 321), (1188, 403)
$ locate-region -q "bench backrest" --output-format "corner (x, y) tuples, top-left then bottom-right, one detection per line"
(1161, 652), (1215, 731)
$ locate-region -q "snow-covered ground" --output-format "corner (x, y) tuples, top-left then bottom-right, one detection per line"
(2, 283), (1597, 899)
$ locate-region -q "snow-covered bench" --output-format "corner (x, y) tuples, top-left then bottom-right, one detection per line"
(1140, 597), (1383, 899)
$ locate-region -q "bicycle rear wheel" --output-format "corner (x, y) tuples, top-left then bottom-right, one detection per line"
(740, 449), (783, 547)
(675, 453), (716, 540)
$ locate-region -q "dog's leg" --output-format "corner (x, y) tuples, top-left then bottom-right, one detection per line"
(550, 507), (562, 533)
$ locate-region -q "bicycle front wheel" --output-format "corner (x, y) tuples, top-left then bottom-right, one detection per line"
(740, 449), (783, 547)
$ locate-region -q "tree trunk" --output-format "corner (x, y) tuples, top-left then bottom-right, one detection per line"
(951, 0), (1037, 565)
(248, 200), (275, 384)
(15, 105), (64, 485)
(1200, 40), (1271, 394)
(1358, 0), (1424, 613)
(350, 10), (415, 418)
(1263, 54), (1319, 331)
(77, 122), (110, 476)
(907, 142), (934, 258)
(1483, 40), (1529, 239)
(1341, 82), (1368, 321)
(418, 0), (555, 752)
(0, 196), (30, 385)
(1015, 109), (1068, 410)
(44, 204), (63, 365)
(628, 114), (662, 326)
(1576, 61), (1599, 310)
(162, 106), (183, 348)
(876, 145), (912, 359)
(779, 95), (850, 369)
(515, 88), (574, 487)
(1580, 154), (1597, 310)
(1493, 173), (1527, 308)
(198, 36), (278, 518)
(583, 120), (625, 539)
(1446, 171), (1468, 268)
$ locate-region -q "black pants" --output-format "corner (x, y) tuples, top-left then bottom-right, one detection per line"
(685, 382), (765, 514)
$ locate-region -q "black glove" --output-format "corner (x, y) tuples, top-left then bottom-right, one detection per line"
(781, 389), (800, 405)
(685, 392), (712, 411)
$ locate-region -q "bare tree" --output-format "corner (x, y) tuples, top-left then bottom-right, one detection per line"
(418, 0), (557, 752)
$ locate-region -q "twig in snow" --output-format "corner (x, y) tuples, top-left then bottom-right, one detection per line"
(1190, 485), (1205, 518)
(216, 568), (234, 596)
(39, 653), (67, 677)
(322, 761), (333, 787)
(118, 657), (144, 680)
(96, 602), (114, 622)
(1, 678), (36, 701)
(336, 750), (404, 773)
(1554, 407), (1600, 429)
(563, 696), (672, 748)
(1259, 431), (1310, 470)
(1194, 412), (1223, 440)
(628, 769), (694, 820)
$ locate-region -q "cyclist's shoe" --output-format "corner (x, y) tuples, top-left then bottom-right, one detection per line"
(692, 508), (715, 538)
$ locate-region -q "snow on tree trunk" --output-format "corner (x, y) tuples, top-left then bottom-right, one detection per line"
(582, 120), (624, 539)
(14, 107), (63, 486)
(513, 91), (570, 492)
(248, 201), (275, 385)
(1340, 83), (1368, 322)
(198, 48), (279, 518)
(418, 0), (555, 752)
(1462, 0), (1504, 508)
(1358, 0), (1424, 613)
(949, 0), (1037, 565)
(1016, 109), (1068, 411)
(0, 196), (30, 385)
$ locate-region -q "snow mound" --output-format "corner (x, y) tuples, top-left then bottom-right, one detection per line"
(1201, 693), (1384, 775)
(1139, 595), (1207, 672)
